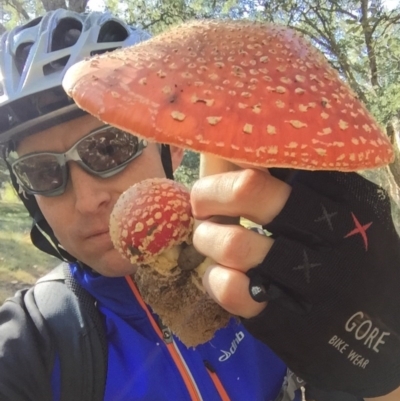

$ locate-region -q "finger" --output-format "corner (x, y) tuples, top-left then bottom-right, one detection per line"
(191, 168), (291, 225)
(202, 264), (267, 318)
(193, 221), (274, 271)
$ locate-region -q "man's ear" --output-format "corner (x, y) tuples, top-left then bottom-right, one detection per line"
(170, 146), (184, 172)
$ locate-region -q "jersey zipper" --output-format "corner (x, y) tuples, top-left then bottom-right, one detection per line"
(204, 360), (231, 401)
(125, 275), (206, 400)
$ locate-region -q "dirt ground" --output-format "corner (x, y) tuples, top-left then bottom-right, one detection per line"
(0, 279), (29, 303)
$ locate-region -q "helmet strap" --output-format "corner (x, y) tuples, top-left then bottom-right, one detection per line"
(31, 214), (76, 262)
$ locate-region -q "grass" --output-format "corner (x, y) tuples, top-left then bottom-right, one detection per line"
(0, 201), (58, 305)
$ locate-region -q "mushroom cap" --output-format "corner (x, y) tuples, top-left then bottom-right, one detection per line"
(63, 20), (394, 171)
(110, 178), (193, 265)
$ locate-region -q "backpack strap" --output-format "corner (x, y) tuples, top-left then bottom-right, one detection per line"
(34, 263), (107, 401)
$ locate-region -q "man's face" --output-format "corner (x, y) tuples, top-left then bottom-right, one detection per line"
(17, 114), (169, 276)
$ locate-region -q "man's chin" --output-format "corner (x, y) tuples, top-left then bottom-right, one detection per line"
(82, 249), (138, 277)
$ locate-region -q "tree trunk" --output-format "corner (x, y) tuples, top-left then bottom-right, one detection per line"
(41, 0), (67, 11)
(67, 0), (89, 13)
(40, 0), (89, 12)
(360, 0), (380, 87)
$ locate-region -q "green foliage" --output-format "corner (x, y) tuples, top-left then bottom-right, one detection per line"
(105, 0), (196, 34)
(0, 0), (45, 30)
(0, 202), (58, 304)
(0, 182), (19, 203)
(259, 0), (400, 129)
(174, 150), (200, 188)
(0, 0), (84, 33)
(0, 157), (10, 189)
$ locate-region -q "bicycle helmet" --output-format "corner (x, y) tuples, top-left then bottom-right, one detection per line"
(0, 9), (150, 144)
(0, 9), (174, 262)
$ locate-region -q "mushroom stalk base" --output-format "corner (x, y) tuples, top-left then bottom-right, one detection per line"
(133, 262), (233, 347)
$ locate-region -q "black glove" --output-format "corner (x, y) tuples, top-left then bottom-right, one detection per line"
(243, 170), (400, 399)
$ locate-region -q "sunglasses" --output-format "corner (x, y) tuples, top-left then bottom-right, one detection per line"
(9, 126), (147, 197)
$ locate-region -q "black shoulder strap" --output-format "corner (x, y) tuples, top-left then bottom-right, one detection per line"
(34, 263), (107, 401)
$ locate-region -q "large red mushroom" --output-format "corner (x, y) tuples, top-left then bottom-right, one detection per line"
(62, 19), (395, 345)
(63, 19), (393, 173)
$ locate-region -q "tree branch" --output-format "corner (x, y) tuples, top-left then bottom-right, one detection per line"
(0, 22), (6, 36)
(360, 0), (379, 87)
(5, 0), (29, 20)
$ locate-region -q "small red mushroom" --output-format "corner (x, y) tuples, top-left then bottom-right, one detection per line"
(110, 178), (232, 346)
(110, 177), (193, 270)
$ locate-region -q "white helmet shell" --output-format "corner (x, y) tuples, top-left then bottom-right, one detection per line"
(0, 9), (150, 143)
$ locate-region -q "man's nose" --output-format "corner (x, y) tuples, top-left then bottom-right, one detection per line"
(68, 162), (111, 214)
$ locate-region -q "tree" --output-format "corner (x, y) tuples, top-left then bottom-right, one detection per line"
(0, 0), (89, 30)
(258, 0), (400, 134)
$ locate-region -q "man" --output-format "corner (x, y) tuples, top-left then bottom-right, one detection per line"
(1, 8), (400, 401)
(0, 9), (294, 401)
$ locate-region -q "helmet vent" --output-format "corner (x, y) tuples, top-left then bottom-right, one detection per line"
(51, 18), (82, 51)
(21, 16), (42, 30)
(98, 21), (128, 42)
(43, 55), (70, 75)
(15, 42), (34, 75)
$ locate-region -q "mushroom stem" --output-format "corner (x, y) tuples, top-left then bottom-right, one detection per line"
(199, 154), (240, 176)
(199, 154), (241, 226)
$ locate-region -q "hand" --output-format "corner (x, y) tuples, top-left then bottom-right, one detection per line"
(191, 168), (291, 318)
(191, 168), (400, 399)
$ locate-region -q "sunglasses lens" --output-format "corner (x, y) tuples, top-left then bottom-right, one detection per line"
(11, 126), (143, 195)
(77, 127), (139, 172)
(13, 154), (64, 193)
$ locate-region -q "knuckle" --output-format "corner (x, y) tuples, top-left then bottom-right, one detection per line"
(190, 177), (217, 218)
(190, 179), (201, 199)
(231, 169), (267, 203)
(218, 290), (239, 311)
(219, 228), (252, 266)
(207, 269), (237, 308)
(216, 276), (245, 313)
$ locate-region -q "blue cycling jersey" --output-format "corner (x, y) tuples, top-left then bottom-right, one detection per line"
(67, 264), (300, 401)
